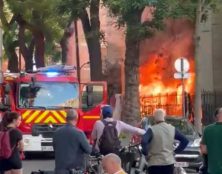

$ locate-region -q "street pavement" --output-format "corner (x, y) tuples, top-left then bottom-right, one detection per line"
(22, 135), (130, 174)
(23, 154), (54, 174)
(22, 155), (198, 174)
(22, 136), (198, 174)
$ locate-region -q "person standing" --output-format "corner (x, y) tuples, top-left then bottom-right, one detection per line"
(91, 105), (145, 155)
(0, 112), (23, 174)
(53, 110), (91, 174)
(102, 153), (127, 174)
(141, 109), (189, 174)
(200, 107), (222, 174)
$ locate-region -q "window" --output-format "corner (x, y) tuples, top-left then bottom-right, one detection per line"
(19, 82), (79, 108)
(82, 85), (104, 109)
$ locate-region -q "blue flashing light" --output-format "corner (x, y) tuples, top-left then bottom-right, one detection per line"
(46, 72), (59, 77)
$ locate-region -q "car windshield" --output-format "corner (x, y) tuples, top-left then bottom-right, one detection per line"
(18, 82), (79, 108)
(166, 118), (195, 136)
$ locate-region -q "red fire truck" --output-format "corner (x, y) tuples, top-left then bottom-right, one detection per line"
(0, 65), (107, 152)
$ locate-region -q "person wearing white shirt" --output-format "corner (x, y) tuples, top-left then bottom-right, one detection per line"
(91, 105), (145, 152)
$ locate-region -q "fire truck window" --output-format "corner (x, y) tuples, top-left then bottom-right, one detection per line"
(82, 85), (104, 109)
(19, 82), (79, 108)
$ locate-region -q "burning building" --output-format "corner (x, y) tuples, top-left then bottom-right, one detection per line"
(65, 8), (196, 117)
(139, 19), (195, 117)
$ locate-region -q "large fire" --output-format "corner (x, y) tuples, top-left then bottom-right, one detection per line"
(139, 19), (195, 116)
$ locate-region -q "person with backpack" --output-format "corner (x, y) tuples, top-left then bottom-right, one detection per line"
(0, 112), (23, 174)
(91, 105), (145, 155)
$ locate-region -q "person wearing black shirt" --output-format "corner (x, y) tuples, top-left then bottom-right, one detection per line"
(0, 112), (24, 174)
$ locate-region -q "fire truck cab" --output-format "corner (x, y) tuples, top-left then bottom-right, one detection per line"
(0, 65), (107, 152)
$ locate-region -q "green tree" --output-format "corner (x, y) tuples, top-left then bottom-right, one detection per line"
(58, 0), (103, 81)
(104, 0), (220, 127)
(103, 0), (202, 125)
(7, 0), (67, 69)
(0, 0), (67, 71)
(0, 0), (19, 72)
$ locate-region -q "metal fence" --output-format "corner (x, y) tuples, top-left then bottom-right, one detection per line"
(140, 93), (193, 118)
(139, 91), (222, 126)
(201, 91), (222, 125)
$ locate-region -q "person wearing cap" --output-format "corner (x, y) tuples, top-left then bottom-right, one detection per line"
(141, 109), (189, 174)
(200, 107), (222, 174)
(53, 110), (91, 174)
(91, 105), (145, 153)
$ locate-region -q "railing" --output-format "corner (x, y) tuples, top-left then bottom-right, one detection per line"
(140, 91), (222, 126)
(140, 93), (193, 118)
(201, 90), (222, 125)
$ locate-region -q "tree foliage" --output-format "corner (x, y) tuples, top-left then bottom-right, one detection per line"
(0, 0), (104, 80)
(6, 0), (67, 44)
(103, 0), (221, 124)
(58, 0), (104, 80)
(102, 0), (203, 123)
(0, 0), (69, 71)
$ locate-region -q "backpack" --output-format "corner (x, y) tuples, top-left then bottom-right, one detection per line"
(0, 129), (13, 159)
(99, 120), (121, 155)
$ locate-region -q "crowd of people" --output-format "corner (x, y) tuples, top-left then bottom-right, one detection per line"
(0, 106), (222, 174)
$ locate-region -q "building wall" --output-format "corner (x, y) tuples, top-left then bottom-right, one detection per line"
(212, 11), (222, 91)
(190, 9), (222, 92)
(198, 12), (214, 91)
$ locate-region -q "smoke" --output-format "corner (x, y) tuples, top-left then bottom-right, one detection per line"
(140, 19), (194, 64)
(140, 18), (195, 95)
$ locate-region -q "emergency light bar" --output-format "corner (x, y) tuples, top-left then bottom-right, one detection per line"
(45, 72), (60, 77)
(37, 65), (76, 73)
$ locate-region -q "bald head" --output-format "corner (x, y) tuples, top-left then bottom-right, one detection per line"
(102, 153), (121, 165)
(102, 153), (122, 174)
(153, 109), (166, 122)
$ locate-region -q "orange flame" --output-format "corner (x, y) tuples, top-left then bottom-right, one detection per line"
(139, 19), (195, 116)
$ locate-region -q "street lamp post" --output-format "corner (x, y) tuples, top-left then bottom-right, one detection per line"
(174, 58), (190, 118)
(74, 20), (80, 82)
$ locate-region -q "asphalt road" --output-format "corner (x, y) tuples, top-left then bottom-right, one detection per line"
(23, 157), (197, 174)
(23, 154), (55, 174)
(22, 136), (130, 174)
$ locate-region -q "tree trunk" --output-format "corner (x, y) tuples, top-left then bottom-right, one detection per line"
(3, 32), (19, 72)
(194, 0), (203, 134)
(88, 38), (102, 80)
(26, 38), (35, 71)
(89, 0), (102, 80)
(80, 0), (103, 81)
(7, 50), (19, 72)
(60, 22), (74, 64)
(34, 31), (45, 68)
(60, 35), (68, 64)
(122, 24), (141, 125)
(18, 25), (34, 71)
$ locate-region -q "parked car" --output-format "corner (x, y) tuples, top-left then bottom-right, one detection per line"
(141, 116), (202, 172)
